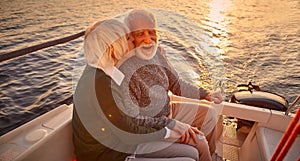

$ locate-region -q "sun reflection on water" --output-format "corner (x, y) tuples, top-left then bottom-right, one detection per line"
(206, 0), (232, 57)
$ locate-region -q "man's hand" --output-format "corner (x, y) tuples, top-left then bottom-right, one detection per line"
(205, 91), (223, 104)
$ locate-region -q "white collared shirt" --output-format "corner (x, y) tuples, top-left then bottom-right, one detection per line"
(103, 66), (125, 86)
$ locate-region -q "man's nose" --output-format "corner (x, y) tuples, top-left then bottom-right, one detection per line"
(143, 31), (151, 44)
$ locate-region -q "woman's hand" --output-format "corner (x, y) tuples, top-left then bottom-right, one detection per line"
(170, 120), (203, 144)
(180, 126), (203, 144)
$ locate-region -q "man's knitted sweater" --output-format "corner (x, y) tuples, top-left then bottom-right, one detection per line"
(118, 51), (209, 130)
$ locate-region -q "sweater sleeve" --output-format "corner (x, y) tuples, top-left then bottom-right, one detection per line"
(132, 115), (176, 130)
(158, 53), (209, 99)
(117, 77), (176, 130)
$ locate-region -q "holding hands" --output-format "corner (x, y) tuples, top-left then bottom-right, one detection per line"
(168, 120), (203, 145)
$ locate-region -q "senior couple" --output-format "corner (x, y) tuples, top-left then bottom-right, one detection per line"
(72, 9), (223, 161)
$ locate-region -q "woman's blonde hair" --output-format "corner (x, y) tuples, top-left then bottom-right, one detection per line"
(84, 19), (129, 69)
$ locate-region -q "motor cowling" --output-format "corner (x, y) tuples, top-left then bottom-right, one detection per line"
(230, 82), (288, 111)
(230, 82), (289, 131)
(230, 90), (288, 111)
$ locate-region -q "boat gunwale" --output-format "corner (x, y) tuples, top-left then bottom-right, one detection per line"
(0, 31), (84, 62)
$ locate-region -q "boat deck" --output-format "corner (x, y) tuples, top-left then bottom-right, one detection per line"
(216, 117), (248, 161)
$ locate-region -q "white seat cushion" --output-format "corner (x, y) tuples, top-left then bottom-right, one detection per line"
(256, 126), (300, 161)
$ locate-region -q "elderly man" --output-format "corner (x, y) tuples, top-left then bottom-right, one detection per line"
(118, 9), (224, 161)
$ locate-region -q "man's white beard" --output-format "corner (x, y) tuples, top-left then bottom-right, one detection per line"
(135, 41), (158, 60)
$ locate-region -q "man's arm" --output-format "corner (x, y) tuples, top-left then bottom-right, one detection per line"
(156, 52), (209, 99)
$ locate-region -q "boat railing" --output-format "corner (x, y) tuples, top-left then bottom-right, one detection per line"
(285, 95), (300, 115)
(0, 31), (85, 62)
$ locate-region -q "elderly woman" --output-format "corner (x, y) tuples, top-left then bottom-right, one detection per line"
(72, 18), (199, 161)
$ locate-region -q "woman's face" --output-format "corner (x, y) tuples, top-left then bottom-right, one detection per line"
(127, 34), (135, 51)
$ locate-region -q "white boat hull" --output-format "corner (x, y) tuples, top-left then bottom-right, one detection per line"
(0, 96), (299, 161)
(0, 104), (74, 161)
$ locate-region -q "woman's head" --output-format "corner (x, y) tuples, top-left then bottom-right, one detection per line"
(84, 19), (131, 69)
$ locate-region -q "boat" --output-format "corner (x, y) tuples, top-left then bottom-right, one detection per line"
(0, 32), (299, 161)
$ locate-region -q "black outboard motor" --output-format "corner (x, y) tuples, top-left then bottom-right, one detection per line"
(230, 82), (289, 130)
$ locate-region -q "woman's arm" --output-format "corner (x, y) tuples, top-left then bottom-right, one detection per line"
(94, 70), (168, 144)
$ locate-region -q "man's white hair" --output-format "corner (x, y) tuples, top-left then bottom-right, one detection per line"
(124, 9), (157, 32)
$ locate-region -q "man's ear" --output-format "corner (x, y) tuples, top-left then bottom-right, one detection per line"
(158, 46), (166, 57)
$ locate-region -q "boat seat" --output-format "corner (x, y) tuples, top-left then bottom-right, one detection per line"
(256, 126), (300, 161)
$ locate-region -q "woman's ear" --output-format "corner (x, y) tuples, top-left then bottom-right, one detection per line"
(110, 46), (118, 64)
(110, 46), (115, 57)
(110, 46), (114, 54)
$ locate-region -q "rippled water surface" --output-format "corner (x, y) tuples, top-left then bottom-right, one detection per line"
(0, 0), (299, 135)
